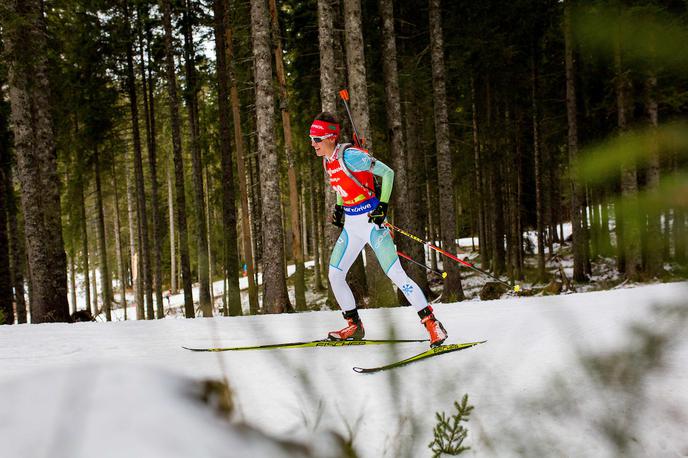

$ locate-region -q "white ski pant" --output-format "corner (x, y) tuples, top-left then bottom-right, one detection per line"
(328, 213), (429, 313)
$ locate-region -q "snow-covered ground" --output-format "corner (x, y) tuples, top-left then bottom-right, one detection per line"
(2, 282), (687, 457)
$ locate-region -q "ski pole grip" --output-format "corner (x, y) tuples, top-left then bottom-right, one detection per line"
(339, 89), (350, 101)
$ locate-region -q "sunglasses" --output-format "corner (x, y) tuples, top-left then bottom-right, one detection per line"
(310, 134), (333, 143)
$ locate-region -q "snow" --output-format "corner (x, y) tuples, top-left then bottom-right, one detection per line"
(1, 282), (687, 457)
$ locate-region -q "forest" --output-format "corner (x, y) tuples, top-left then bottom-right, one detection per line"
(1, 0), (687, 325)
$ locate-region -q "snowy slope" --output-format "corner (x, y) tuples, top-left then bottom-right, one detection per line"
(1, 282), (687, 457)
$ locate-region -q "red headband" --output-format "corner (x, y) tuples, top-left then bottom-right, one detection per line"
(310, 120), (340, 138)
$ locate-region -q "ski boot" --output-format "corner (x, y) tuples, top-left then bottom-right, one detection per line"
(419, 306), (448, 347)
(328, 309), (365, 341)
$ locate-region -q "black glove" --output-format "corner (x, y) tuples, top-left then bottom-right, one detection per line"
(331, 204), (344, 228)
(368, 201), (388, 227)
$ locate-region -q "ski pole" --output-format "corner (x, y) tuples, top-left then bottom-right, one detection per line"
(338, 89), (365, 148)
(397, 250), (447, 278)
(386, 222), (520, 293)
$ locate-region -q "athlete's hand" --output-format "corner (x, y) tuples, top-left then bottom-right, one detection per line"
(368, 202), (388, 227)
(331, 204), (344, 228)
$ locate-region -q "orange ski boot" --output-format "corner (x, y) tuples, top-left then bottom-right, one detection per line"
(328, 309), (365, 341)
(419, 306), (448, 347)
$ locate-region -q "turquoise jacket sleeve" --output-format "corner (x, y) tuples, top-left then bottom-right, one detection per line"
(343, 149), (394, 203)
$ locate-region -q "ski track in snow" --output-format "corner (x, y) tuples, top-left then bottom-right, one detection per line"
(1, 282), (687, 457)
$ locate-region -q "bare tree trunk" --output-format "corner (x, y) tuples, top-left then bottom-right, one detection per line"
(79, 178), (92, 315)
(3, 0), (69, 322)
(343, 0), (397, 307)
(139, 12), (164, 319)
(319, 0), (349, 308)
(644, 69), (662, 276)
(8, 214), (27, 322)
(250, 0), (291, 313)
(532, 54), (546, 283)
(505, 105), (520, 281)
(429, 0), (464, 301)
(470, 78), (487, 269)
(380, 0), (414, 305)
(124, 1), (154, 319)
(513, 117), (524, 280)
(614, 34), (641, 280)
(205, 165), (214, 309)
(226, 13), (258, 314)
(544, 143), (555, 256)
(249, 141), (263, 289)
(213, 0), (243, 316)
(167, 153), (176, 294)
(309, 161), (324, 291)
(489, 164), (506, 275)
(161, 0), (194, 317)
(403, 90), (431, 297)
(0, 144), (13, 324)
(93, 146), (112, 320)
(181, 0), (212, 317)
(268, 0), (306, 311)
(2, 134), (27, 322)
(69, 254), (77, 315)
(426, 158), (438, 273)
(565, 0), (588, 283)
(125, 148), (143, 319)
(482, 80), (494, 270)
(111, 161), (128, 320)
(91, 264), (98, 315)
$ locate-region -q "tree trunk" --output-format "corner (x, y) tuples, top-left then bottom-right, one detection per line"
(565, 0), (588, 283)
(1, 109), (26, 323)
(125, 2), (154, 319)
(403, 88), (431, 297)
(0, 141), (13, 324)
(93, 146), (112, 320)
(513, 116), (524, 280)
(125, 147), (143, 319)
(309, 161), (325, 291)
(111, 161), (128, 320)
(319, 0), (350, 308)
(268, 0), (306, 311)
(3, 0), (70, 323)
(614, 34), (641, 280)
(213, 0), (243, 316)
(226, 22), (257, 315)
(161, 0), (195, 317)
(380, 0), (414, 305)
(181, 0), (212, 317)
(167, 153), (176, 295)
(79, 178), (92, 315)
(250, 0), (292, 313)
(426, 155), (438, 273)
(644, 70), (662, 276)
(205, 165), (214, 308)
(138, 12), (165, 319)
(343, 0), (397, 307)
(248, 141), (263, 291)
(470, 77), (487, 270)
(69, 254), (77, 315)
(482, 80), (494, 270)
(429, 0), (464, 301)
(532, 54), (546, 283)
(6, 166), (27, 323)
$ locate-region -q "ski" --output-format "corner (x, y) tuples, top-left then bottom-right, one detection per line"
(182, 338), (428, 352)
(352, 340), (486, 374)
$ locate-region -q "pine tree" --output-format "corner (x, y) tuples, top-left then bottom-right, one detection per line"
(250, 0), (292, 313)
(429, 0), (464, 302)
(160, 0), (195, 317)
(2, 0), (70, 323)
